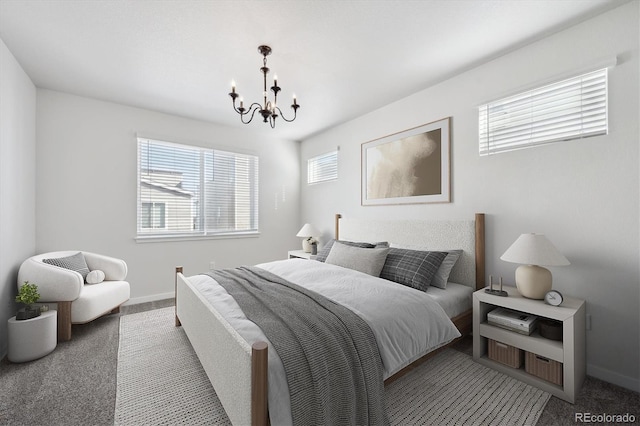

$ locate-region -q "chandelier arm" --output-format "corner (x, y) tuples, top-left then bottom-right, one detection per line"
(276, 106), (299, 123)
(239, 104), (262, 124)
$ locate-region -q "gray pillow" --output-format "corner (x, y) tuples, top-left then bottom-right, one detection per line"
(315, 239), (388, 263)
(43, 252), (90, 280)
(431, 250), (462, 289)
(380, 248), (447, 292)
(325, 242), (390, 277)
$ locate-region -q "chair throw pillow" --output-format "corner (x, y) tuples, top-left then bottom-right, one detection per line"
(86, 270), (105, 284)
(43, 252), (90, 280)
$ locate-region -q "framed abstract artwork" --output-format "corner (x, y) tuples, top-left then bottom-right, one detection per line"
(361, 117), (450, 206)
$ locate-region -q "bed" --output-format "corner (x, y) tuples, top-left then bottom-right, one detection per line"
(175, 213), (485, 426)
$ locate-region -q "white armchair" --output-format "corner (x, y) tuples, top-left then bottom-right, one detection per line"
(18, 251), (130, 341)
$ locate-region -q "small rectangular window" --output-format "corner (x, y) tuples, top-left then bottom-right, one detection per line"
(137, 138), (259, 239)
(307, 150), (338, 184)
(479, 68), (608, 156)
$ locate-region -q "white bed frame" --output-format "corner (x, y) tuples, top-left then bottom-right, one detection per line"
(175, 213), (485, 426)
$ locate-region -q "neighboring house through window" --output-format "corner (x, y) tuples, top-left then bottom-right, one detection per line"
(137, 138), (259, 240)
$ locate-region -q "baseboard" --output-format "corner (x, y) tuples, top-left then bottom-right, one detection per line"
(587, 363), (640, 393)
(123, 291), (174, 306)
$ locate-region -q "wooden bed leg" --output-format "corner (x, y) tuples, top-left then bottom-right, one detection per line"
(252, 341), (269, 426)
(175, 266), (183, 327)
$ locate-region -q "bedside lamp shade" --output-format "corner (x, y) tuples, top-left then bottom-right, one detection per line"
(500, 233), (569, 299)
(296, 223), (320, 252)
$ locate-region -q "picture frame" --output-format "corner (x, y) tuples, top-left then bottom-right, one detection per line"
(361, 117), (451, 206)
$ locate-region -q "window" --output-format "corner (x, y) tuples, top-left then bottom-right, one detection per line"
(479, 68), (608, 156)
(137, 138), (259, 239)
(307, 150), (338, 184)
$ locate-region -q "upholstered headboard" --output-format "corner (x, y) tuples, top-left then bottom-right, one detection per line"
(335, 213), (485, 290)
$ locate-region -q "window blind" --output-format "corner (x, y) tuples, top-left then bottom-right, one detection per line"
(137, 138), (259, 238)
(307, 150), (338, 184)
(479, 68), (608, 156)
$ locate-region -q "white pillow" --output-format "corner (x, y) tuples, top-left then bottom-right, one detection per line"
(390, 243), (462, 289)
(86, 269), (105, 284)
(325, 242), (390, 277)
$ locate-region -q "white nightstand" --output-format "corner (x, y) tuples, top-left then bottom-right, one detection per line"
(473, 286), (585, 403)
(288, 250), (313, 260)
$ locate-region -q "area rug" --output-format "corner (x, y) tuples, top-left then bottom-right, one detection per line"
(114, 307), (550, 425)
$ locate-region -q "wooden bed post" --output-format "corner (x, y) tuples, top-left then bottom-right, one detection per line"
(175, 266), (182, 327)
(475, 213), (485, 290)
(335, 213), (342, 240)
(251, 341), (269, 426)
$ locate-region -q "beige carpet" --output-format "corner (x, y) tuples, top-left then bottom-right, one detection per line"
(115, 307), (550, 425)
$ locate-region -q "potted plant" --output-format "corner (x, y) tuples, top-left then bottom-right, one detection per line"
(15, 281), (41, 320)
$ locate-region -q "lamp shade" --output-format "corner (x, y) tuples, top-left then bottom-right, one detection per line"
(296, 223), (320, 238)
(500, 233), (570, 266)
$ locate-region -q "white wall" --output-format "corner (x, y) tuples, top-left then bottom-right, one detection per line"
(300, 2), (639, 391)
(36, 90), (300, 303)
(0, 38), (37, 357)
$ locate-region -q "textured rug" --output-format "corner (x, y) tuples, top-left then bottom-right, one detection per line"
(114, 307), (550, 426)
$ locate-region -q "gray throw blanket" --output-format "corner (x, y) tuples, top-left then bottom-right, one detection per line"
(206, 266), (389, 426)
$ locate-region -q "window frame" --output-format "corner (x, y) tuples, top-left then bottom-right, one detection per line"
(307, 150), (338, 184)
(136, 137), (259, 242)
(479, 67), (609, 156)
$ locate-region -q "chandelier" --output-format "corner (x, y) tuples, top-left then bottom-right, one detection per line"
(229, 45), (300, 128)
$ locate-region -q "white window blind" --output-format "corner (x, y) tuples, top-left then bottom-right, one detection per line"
(307, 150), (338, 184)
(137, 138), (259, 239)
(479, 68), (608, 156)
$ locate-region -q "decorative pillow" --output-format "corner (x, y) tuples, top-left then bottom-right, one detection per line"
(314, 239), (388, 263)
(390, 244), (462, 289)
(85, 270), (105, 284)
(431, 250), (462, 289)
(380, 248), (448, 292)
(43, 252), (90, 280)
(325, 242), (390, 277)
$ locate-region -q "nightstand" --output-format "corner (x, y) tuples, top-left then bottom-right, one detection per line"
(473, 286), (585, 403)
(288, 250), (313, 260)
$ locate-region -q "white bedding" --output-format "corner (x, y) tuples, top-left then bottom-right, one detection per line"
(190, 258), (461, 426)
(425, 282), (473, 318)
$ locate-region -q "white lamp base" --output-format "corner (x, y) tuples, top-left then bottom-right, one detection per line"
(515, 264), (552, 299)
(302, 239), (312, 253)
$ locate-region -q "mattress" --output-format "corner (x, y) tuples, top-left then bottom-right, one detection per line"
(426, 282), (474, 319)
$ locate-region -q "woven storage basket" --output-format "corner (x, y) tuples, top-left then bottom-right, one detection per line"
(525, 351), (563, 385)
(488, 339), (523, 368)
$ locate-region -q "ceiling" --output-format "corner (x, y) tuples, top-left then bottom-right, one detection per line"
(0, 0), (628, 141)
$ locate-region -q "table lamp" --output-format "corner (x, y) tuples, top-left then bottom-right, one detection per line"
(296, 223), (320, 252)
(500, 233), (570, 299)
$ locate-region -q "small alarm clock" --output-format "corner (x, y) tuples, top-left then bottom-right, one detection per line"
(544, 290), (563, 306)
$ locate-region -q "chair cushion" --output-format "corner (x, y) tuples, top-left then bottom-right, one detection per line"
(43, 252), (90, 280)
(71, 280), (130, 323)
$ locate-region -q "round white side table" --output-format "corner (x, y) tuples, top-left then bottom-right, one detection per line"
(8, 310), (57, 363)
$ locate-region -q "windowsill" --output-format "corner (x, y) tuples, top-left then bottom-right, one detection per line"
(135, 231), (260, 243)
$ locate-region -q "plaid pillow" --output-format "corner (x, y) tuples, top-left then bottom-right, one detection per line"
(380, 248), (448, 292)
